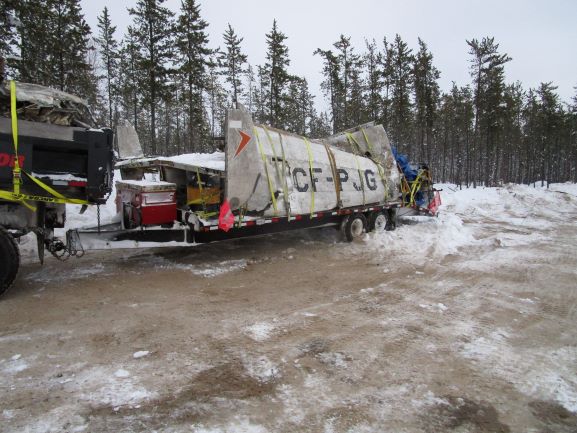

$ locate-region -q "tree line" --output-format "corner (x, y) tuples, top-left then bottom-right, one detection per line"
(1, 0), (575, 186)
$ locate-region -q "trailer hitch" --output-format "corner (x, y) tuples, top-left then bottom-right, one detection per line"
(44, 230), (85, 261)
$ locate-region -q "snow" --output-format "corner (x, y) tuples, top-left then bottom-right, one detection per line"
(31, 172), (87, 182)
(357, 182), (577, 265)
(165, 151), (225, 171)
(133, 350), (150, 359)
(116, 179), (175, 187)
(191, 419), (268, 433)
(244, 322), (276, 342)
(242, 354), (280, 382)
(143, 255), (248, 277)
(116, 151), (225, 172)
(114, 369), (131, 378)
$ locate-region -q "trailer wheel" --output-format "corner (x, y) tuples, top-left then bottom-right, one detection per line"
(385, 209), (397, 231)
(341, 214), (367, 242)
(0, 226), (20, 297)
(367, 211), (387, 233)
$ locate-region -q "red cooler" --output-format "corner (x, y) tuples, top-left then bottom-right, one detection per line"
(116, 180), (177, 228)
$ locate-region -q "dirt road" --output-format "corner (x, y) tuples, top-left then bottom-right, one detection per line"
(1, 185), (577, 432)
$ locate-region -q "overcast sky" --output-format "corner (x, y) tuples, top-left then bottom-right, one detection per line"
(80, 0), (577, 107)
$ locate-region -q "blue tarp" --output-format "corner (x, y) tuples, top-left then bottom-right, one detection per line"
(392, 147), (426, 207)
(392, 147), (418, 181)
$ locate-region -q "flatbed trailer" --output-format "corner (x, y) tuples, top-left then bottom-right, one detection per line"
(66, 105), (409, 253)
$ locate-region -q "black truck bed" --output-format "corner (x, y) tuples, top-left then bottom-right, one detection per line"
(0, 117), (113, 204)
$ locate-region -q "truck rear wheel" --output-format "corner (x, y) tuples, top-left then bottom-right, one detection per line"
(367, 211), (387, 233)
(0, 226), (20, 297)
(341, 214), (367, 242)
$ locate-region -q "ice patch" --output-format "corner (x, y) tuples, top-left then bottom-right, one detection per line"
(191, 418), (267, 433)
(411, 390), (450, 408)
(25, 263), (109, 283)
(133, 351), (150, 359)
(190, 260), (248, 278)
(459, 330), (577, 412)
(75, 366), (155, 407)
(114, 369), (130, 378)
(317, 352), (349, 368)
(151, 257), (247, 278)
(419, 303), (448, 313)
(244, 322), (276, 342)
(243, 355), (279, 382)
(2, 359), (28, 374)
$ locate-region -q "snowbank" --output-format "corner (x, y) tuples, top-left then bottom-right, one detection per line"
(359, 182), (577, 266)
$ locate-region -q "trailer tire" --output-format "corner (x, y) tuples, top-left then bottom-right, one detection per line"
(367, 211), (387, 233)
(385, 209), (397, 231)
(0, 226), (20, 297)
(341, 214), (367, 242)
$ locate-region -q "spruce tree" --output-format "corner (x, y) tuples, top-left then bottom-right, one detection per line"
(284, 76), (315, 135)
(16, 0), (95, 100)
(173, 0), (211, 152)
(264, 20), (290, 127)
(333, 35), (363, 129)
(220, 24), (248, 106)
(245, 64), (256, 113)
(206, 57), (227, 148)
(95, 6), (119, 128)
(467, 37), (511, 185)
(501, 82), (524, 183)
(388, 34), (414, 152)
(129, 0), (174, 155)
(15, 0), (51, 85)
(379, 37), (395, 133)
(117, 28), (142, 131)
(252, 65), (268, 124)
(0, 0), (17, 80)
(364, 39), (383, 123)
(412, 38), (440, 162)
(309, 111), (332, 138)
(313, 48), (341, 133)
(50, 0), (93, 95)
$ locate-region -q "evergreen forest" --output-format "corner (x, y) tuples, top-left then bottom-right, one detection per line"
(1, 0), (575, 187)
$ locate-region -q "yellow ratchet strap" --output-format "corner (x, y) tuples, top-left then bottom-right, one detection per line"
(253, 126), (277, 214)
(409, 171), (424, 206)
(303, 136), (315, 215)
(360, 128), (388, 199)
(263, 125), (290, 217)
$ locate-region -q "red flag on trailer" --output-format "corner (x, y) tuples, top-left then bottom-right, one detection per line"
(218, 199), (234, 232)
(428, 191), (442, 216)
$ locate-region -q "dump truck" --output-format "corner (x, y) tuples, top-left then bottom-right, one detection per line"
(0, 81), (114, 295)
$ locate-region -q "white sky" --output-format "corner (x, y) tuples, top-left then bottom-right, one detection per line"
(80, 0), (577, 107)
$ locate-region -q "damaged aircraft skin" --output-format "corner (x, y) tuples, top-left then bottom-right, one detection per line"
(0, 81), (94, 127)
(225, 106), (401, 218)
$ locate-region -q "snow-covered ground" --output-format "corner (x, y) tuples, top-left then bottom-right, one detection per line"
(2, 182), (577, 432)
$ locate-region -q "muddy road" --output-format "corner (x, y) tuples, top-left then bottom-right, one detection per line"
(1, 185), (577, 433)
